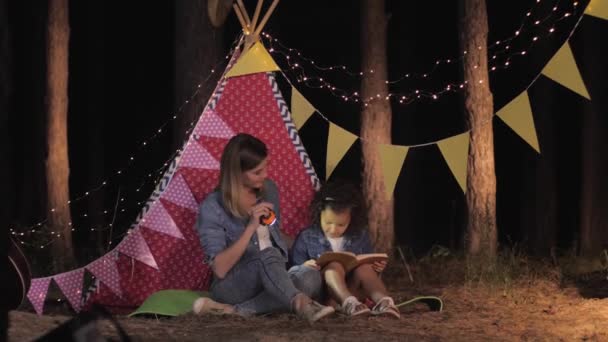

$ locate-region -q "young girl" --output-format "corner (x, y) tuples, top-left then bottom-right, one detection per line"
(289, 181), (400, 318)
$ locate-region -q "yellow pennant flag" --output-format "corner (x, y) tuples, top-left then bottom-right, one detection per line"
(541, 42), (590, 100)
(225, 41), (280, 78)
(326, 123), (358, 179)
(291, 87), (316, 129)
(585, 0), (608, 20)
(378, 143), (409, 200)
(496, 91), (540, 153)
(437, 132), (470, 193)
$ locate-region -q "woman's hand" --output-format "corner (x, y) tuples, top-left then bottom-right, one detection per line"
(372, 260), (387, 273)
(303, 259), (320, 270)
(246, 201), (274, 230)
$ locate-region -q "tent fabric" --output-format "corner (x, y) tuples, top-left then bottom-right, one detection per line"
(68, 51), (320, 314)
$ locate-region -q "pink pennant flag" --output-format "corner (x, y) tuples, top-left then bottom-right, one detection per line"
(27, 277), (51, 315)
(117, 229), (158, 269)
(179, 140), (220, 170)
(193, 109), (235, 139)
(160, 173), (199, 212)
(86, 255), (122, 298)
(53, 268), (85, 312)
(141, 201), (185, 239)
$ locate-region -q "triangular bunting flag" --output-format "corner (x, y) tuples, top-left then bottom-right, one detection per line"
(225, 41), (280, 78)
(141, 201), (185, 239)
(326, 123), (358, 179)
(86, 255), (122, 298)
(54, 268), (85, 312)
(377, 143), (409, 199)
(179, 140), (220, 170)
(497, 91), (540, 153)
(117, 229), (158, 269)
(585, 0), (608, 20)
(161, 173), (199, 212)
(437, 132), (470, 193)
(291, 87), (316, 129)
(179, 167), (220, 203)
(27, 277), (51, 315)
(193, 109), (235, 139)
(541, 42), (590, 100)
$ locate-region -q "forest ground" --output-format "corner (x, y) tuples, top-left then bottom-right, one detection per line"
(8, 253), (608, 341)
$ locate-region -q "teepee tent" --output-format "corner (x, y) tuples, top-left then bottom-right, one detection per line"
(26, 0), (320, 314)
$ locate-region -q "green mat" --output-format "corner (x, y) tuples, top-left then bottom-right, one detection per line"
(129, 290), (209, 317)
(130, 290), (443, 317)
(396, 296), (443, 312)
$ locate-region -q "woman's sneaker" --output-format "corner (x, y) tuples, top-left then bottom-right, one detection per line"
(371, 297), (400, 319)
(193, 297), (235, 315)
(298, 300), (335, 322)
(340, 296), (371, 317)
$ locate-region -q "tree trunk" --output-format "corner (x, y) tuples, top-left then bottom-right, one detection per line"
(579, 107), (608, 256)
(1, 0), (12, 335)
(173, 0), (225, 149)
(46, 0), (75, 272)
(526, 104), (557, 256)
(459, 0), (497, 257)
(360, 0), (394, 254)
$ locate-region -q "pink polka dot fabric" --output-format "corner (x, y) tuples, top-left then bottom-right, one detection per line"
(179, 167), (220, 203)
(63, 71), (315, 314)
(86, 255), (122, 298)
(140, 201), (185, 239)
(53, 269), (85, 312)
(160, 173), (199, 212)
(178, 139), (220, 170)
(116, 228), (158, 269)
(27, 277), (51, 315)
(193, 108), (235, 139)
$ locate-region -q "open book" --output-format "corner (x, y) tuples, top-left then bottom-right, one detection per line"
(316, 251), (388, 273)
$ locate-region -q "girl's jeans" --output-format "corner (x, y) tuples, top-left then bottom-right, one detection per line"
(210, 247), (322, 315)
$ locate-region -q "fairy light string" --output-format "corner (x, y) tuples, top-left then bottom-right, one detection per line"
(263, 0), (581, 105)
(275, 0), (588, 149)
(9, 37), (243, 247)
(11, 0), (588, 247)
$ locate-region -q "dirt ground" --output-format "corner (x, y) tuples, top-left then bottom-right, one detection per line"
(8, 264), (608, 341)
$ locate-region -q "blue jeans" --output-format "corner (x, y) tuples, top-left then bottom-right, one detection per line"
(210, 247), (320, 315)
(287, 265), (323, 301)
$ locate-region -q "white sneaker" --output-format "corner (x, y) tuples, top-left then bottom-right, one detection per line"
(193, 297), (235, 315)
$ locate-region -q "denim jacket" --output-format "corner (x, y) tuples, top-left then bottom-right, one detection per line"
(289, 224), (373, 266)
(196, 179), (289, 266)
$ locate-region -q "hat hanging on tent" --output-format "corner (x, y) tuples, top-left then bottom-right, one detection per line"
(207, 0), (234, 28)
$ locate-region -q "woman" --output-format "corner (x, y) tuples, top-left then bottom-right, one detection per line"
(193, 133), (333, 322)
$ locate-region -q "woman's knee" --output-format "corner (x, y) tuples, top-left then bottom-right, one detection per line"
(258, 247), (285, 264)
(288, 265), (322, 299)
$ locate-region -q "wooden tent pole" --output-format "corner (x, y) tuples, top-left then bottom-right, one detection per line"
(250, 0), (264, 33)
(253, 0), (279, 37)
(236, 0), (251, 29)
(233, 4), (249, 34)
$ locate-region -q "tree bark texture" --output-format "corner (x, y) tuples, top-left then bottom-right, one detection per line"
(360, 0), (394, 254)
(579, 106), (608, 256)
(173, 0), (225, 149)
(459, 0), (497, 257)
(46, 0), (75, 271)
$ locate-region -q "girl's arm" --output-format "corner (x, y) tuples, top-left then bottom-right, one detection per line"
(289, 231), (310, 266)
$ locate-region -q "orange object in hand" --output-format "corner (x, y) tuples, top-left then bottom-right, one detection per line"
(260, 209), (277, 226)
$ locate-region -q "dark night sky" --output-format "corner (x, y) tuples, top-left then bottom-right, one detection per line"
(8, 0), (605, 257)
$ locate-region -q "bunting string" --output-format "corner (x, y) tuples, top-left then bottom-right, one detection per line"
(8, 37), (244, 246)
(264, 1), (582, 105)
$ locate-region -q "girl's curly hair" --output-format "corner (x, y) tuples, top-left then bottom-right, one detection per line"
(310, 180), (368, 235)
